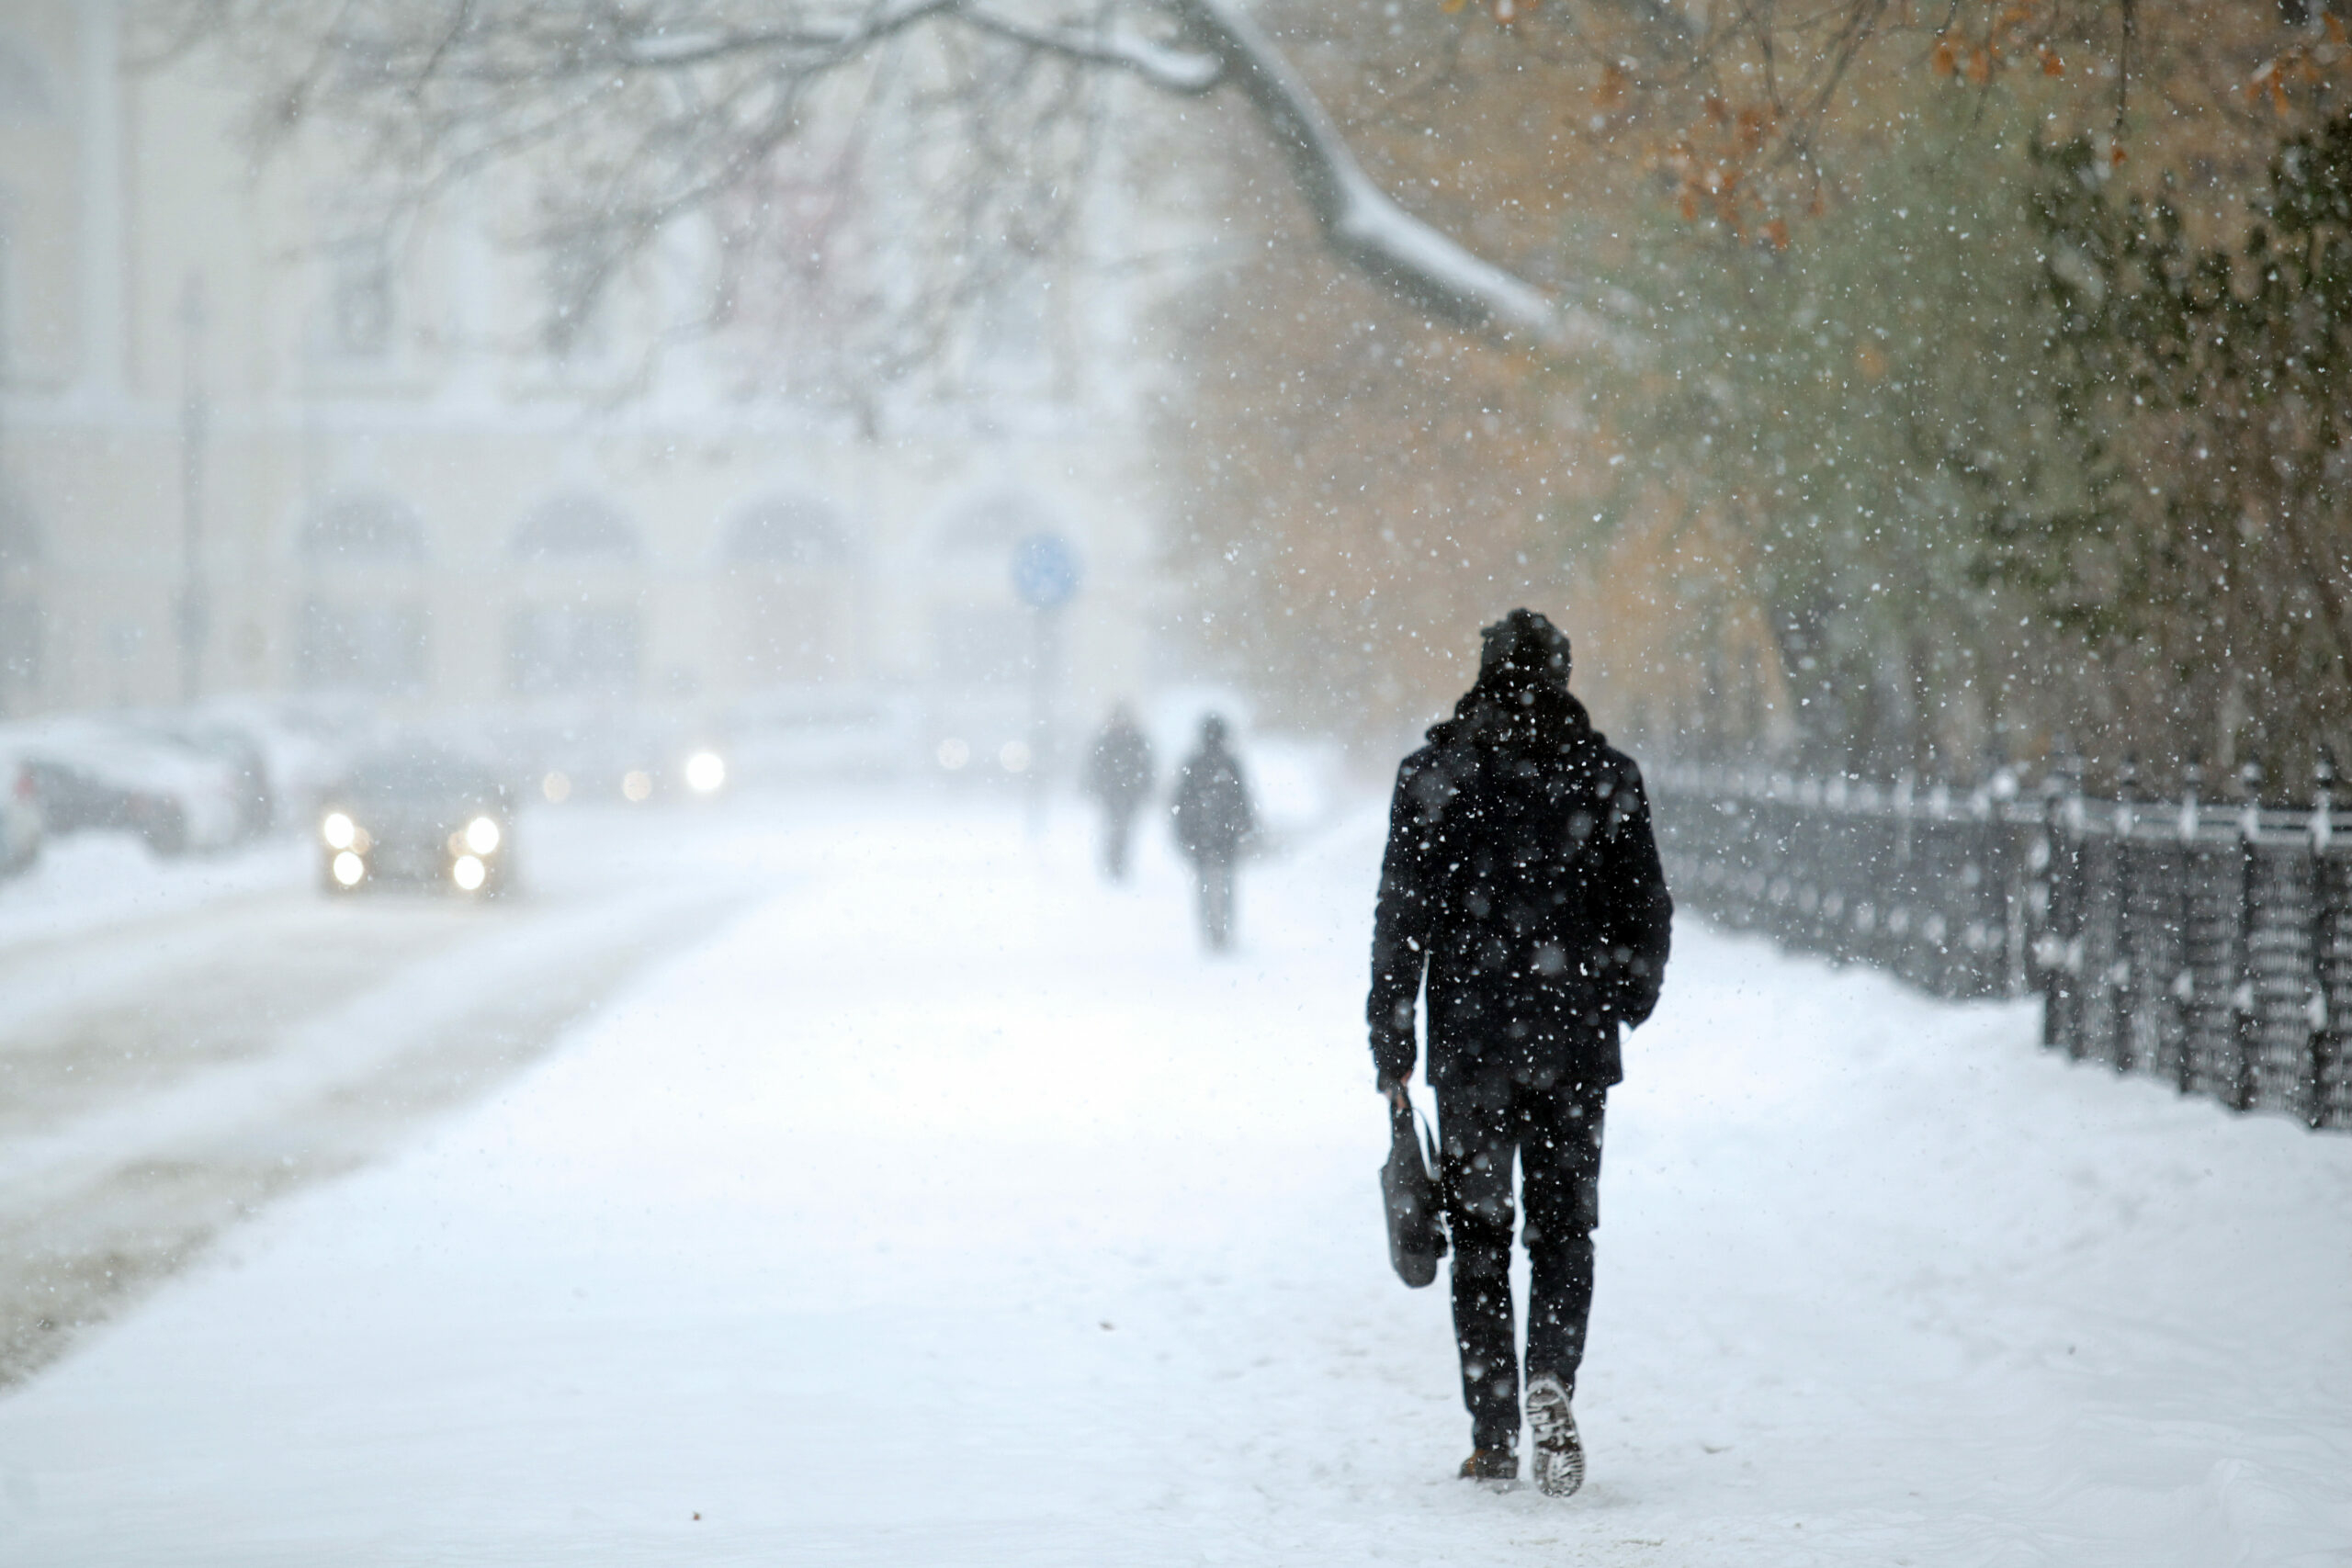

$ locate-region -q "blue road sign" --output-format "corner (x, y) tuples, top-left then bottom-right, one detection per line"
(1012, 532), (1082, 610)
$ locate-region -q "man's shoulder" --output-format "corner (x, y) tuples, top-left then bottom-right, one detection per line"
(1597, 741), (1646, 790)
(1389, 737), (1468, 820)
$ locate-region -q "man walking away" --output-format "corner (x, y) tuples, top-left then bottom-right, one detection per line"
(1170, 714), (1255, 952)
(1085, 703), (1155, 881)
(1367, 610), (1672, 1497)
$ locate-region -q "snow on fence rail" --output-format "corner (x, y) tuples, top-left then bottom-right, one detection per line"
(1650, 761), (2352, 1133)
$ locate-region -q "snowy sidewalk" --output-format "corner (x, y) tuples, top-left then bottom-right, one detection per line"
(1, 793), (2347, 1565)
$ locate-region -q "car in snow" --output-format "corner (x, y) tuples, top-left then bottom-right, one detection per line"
(6, 718), (247, 856)
(121, 716), (277, 840)
(494, 706), (730, 807)
(318, 742), (514, 897)
(177, 695), (368, 833)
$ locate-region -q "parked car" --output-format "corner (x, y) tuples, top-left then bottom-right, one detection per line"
(318, 741), (514, 897)
(8, 719), (245, 855)
(124, 717), (274, 840)
(185, 695), (367, 832)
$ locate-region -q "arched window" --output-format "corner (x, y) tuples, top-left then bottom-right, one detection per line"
(722, 493), (853, 688)
(507, 494), (642, 695)
(506, 604), (639, 696)
(296, 492), (427, 693)
(300, 491), (425, 563)
(511, 492), (641, 561)
(723, 494), (849, 568)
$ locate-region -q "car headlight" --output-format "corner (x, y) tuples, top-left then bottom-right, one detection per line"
(331, 851), (366, 887)
(464, 816), (502, 855)
(452, 854), (487, 892)
(684, 750), (726, 794)
(322, 811), (356, 850)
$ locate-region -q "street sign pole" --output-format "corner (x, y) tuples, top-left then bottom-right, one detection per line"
(1011, 533), (1081, 840)
(1027, 604), (1058, 836)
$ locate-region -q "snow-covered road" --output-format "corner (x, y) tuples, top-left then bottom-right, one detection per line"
(0, 809), (754, 1385)
(1, 792), (2346, 1564)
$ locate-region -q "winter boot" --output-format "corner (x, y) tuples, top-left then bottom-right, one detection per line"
(1524, 1374), (1584, 1498)
(1458, 1446), (1518, 1483)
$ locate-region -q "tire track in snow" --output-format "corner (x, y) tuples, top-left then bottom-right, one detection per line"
(0, 874), (759, 1388)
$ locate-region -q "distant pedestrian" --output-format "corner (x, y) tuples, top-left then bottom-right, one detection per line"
(1170, 714), (1255, 952)
(1367, 609), (1672, 1497)
(1085, 704), (1156, 881)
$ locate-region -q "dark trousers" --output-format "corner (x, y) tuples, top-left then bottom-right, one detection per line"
(1101, 806), (1137, 880)
(1436, 1073), (1606, 1451)
(1193, 856), (1235, 950)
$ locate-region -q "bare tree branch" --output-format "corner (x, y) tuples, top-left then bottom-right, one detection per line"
(957, 6), (1224, 93)
(162, 0), (1642, 362)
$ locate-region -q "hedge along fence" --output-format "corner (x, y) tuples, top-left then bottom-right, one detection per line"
(1650, 761), (2352, 1133)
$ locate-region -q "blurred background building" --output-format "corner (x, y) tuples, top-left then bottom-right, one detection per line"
(0, 0), (1165, 769)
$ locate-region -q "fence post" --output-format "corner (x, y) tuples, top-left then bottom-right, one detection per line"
(1995, 769), (2029, 998)
(2109, 760), (2139, 1073)
(2232, 760), (2265, 1113)
(2171, 765), (2201, 1097)
(2037, 768), (2078, 1054)
(2308, 753), (2337, 1130)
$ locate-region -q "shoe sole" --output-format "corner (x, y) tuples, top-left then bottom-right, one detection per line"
(1525, 1381), (1585, 1499)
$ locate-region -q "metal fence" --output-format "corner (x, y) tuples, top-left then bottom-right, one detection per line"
(1650, 762), (2352, 1132)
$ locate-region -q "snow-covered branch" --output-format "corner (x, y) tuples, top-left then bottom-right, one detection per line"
(1157, 0), (1627, 357)
(176, 0), (1638, 362)
(956, 6), (1225, 94)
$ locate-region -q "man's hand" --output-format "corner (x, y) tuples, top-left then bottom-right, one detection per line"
(1377, 1075), (1410, 1111)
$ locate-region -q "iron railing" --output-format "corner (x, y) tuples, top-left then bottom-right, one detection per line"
(1651, 763), (2352, 1132)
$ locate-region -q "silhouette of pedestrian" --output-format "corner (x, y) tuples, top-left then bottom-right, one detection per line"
(1170, 714), (1254, 952)
(1368, 610), (1672, 1497)
(1085, 703), (1155, 881)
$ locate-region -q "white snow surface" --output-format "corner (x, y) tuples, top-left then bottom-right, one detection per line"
(2, 793), (2347, 1564)
(0, 830), (306, 950)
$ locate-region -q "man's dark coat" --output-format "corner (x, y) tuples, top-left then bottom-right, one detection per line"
(1368, 688), (1672, 1093)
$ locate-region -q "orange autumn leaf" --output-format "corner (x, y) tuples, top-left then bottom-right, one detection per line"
(1931, 37), (1957, 75)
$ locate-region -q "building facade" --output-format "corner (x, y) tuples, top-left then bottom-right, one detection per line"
(0, 1), (1169, 768)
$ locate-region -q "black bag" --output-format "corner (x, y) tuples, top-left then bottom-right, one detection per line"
(1381, 1094), (1448, 1288)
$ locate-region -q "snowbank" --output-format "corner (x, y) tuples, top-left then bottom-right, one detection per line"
(0, 831), (306, 953)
